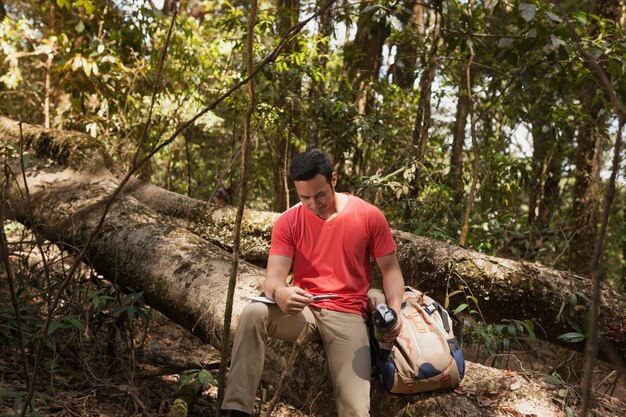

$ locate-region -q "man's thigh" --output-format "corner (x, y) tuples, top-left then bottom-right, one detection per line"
(264, 303), (321, 343)
(314, 308), (370, 416)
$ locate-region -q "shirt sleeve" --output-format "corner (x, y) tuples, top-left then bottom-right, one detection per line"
(368, 207), (397, 258)
(269, 211), (296, 257)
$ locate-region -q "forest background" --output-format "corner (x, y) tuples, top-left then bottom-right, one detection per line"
(1, 0), (626, 415)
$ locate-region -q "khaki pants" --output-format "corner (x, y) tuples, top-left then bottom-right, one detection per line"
(222, 302), (371, 417)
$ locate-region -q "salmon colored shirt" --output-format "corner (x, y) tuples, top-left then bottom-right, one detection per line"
(269, 194), (397, 316)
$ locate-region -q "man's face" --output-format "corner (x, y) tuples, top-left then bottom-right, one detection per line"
(294, 173), (337, 219)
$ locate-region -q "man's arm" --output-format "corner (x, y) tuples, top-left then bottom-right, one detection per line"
(263, 255), (313, 314)
(376, 251), (405, 340)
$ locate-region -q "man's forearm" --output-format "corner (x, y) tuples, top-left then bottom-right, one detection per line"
(382, 271), (404, 312)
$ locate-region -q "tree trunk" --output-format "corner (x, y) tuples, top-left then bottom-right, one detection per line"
(0, 117), (623, 415)
(126, 171), (626, 363)
(271, 0), (300, 212)
(403, 0), (441, 224)
(567, 0), (622, 275)
(447, 71), (470, 226)
(527, 121), (565, 258)
(343, 2), (390, 115)
(389, 0), (424, 89)
(306, 0), (334, 149)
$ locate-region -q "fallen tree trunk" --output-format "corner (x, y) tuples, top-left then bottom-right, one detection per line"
(0, 116), (622, 416)
(125, 169), (626, 361)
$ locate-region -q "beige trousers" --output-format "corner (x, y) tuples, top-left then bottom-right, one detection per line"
(222, 302), (371, 417)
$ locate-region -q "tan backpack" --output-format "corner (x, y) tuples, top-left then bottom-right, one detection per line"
(368, 286), (465, 394)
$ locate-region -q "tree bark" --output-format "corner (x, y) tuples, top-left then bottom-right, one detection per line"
(403, 0), (441, 224)
(270, 0), (300, 212)
(527, 120), (565, 258)
(389, 0), (424, 89)
(1, 116), (623, 415)
(567, 0), (622, 275)
(447, 69), (471, 226)
(343, 2), (390, 115)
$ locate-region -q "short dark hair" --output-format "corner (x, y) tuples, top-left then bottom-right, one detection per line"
(290, 148), (333, 183)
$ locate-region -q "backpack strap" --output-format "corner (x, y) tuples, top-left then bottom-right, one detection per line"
(424, 302), (451, 334)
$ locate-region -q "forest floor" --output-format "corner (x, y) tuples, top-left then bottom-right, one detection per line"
(1, 307), (625, 417)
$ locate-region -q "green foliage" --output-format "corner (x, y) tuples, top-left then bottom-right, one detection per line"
(180, 366), (217, 389)
(447, 285), (538, 359)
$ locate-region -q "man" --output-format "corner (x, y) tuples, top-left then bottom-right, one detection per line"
(222, 149), (405, 417)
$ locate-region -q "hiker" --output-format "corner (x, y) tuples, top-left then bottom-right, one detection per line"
(222, 148), (405, 417)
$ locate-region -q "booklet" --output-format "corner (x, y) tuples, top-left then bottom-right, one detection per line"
(249, 294), (338, 304)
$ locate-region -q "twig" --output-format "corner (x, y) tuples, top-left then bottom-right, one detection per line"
(0, 164), (31, 393)
(546, 3), (626, 415)
(18, 5), (181, 415)
(458, 0), (479, 247)
(215, 0), (257, 411)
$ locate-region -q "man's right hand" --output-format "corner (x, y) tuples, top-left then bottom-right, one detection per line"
(273, 286), (313, 314)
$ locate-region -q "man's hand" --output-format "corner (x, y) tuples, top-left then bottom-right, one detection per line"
(273, 286), (313, 314)
(383, 316), (403, 342)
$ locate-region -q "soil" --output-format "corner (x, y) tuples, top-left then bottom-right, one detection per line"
(1, 308), (624, 417)
(0, 309), (311, 416)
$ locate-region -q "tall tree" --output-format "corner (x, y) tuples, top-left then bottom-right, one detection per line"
(527, 108), (567, 257)
(388, 0), (425, 89)
(403, 0), (441, 224)
(567, 0), (623, 274)
(306, 0), (334, 149)
(447, 69), (471, 227)
(270, 0), (301, 211)
(343, 1), (390, 115)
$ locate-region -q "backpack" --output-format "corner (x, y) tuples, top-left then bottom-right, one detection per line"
(367, 286), (465, 394)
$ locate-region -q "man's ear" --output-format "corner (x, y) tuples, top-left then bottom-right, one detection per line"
(331, 172), (337, 187)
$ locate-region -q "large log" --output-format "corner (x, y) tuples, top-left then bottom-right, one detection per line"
(125, 164), (626, 361)
(0, 116), (621, 416)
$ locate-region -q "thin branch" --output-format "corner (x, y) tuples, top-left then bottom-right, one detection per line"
(216, 0), (258, 411)
(12, 1), (336, 412)
(458, 0), (479, 247)
(547, 2), (626, 415)
(18, 4), (181, 414)
(0, 164), (31, 394)
(580, 120), (624, 416)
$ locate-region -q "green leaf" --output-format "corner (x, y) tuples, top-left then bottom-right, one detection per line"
(48, 320), (63, 335)
(83, 0), (95, 14)
(0, 388), (26, 400)
(519, 3), (537, 22)
(498, 38), (514, 48)
(361, 5), (380, 15)
(453, 303), (468, 315)
(542, 374), (562, 385)
(389, 16), (403, 32)
(546, 12), (563, 24)
(75, 20), (85, 34)
(507, 323), (517, 337)
(557, 332), (585, 343)
(502, 337), (511, 351)
(197, 369), (216, 387)
(522, 320), (536, 342)
(67, 318), (85, 331)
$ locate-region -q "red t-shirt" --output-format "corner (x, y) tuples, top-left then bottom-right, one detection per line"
(269, 195), (397, 316)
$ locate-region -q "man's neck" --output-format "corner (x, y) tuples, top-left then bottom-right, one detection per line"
(322, 192), (348, 221)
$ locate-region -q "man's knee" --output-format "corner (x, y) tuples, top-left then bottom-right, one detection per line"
(237, 302), (269, 334)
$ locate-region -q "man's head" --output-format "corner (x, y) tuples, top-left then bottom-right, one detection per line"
(290, 149), (337, 219)
(289, 148), (333, 184)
